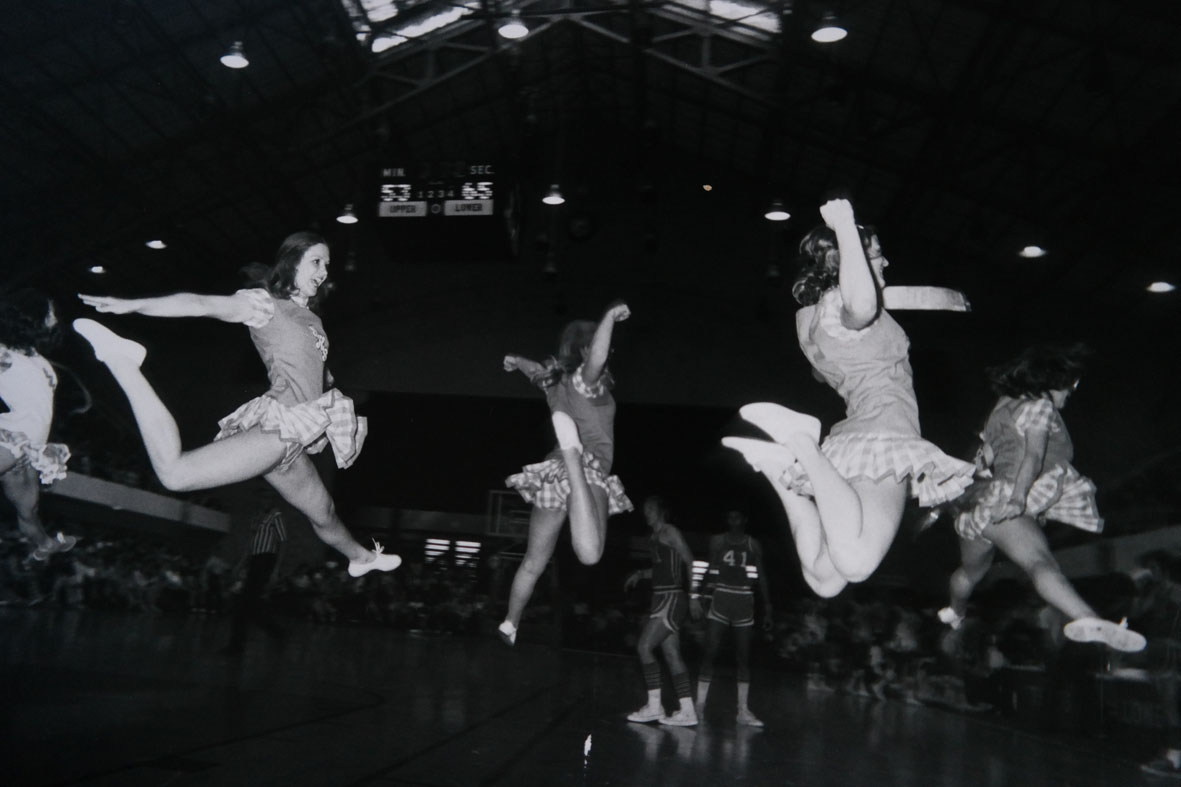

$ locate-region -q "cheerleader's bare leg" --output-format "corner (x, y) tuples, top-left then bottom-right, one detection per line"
(721, 437), (845, 595)
(945, 536), (996, 621)
(758, 467), (847, 598)
(551, 411), (609, 565)
(730, 404), (906, 583)
(775, 433), (907, 583)
(982, 515), (1096, 621)
(504, 505), (566, 630)
(0, 452), (54, 550)
(76, 321), (285, 490)
(264, 454), (374, 563)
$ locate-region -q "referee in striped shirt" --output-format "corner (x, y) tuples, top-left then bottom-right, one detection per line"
(225, 505), (287, 655)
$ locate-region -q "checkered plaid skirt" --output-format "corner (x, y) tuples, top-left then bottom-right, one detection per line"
(0, 428), (69, 484)
(954, 464), (1102, 540)
(781, 432), (975, 507)
(215, 389), (368, 470)
(506, 450), (634, 515)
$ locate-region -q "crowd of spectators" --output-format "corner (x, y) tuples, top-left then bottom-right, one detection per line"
(3, 518), (1179, 737)
(0, 524), (492, 638)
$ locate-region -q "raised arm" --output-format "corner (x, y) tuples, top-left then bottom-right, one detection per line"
(78, 291), (261, 325)
(819, 199), (879, 330)
(581, 301), (630, 386)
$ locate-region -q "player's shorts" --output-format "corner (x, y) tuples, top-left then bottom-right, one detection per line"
(706, 587), (754, 628)
(649, 589), (689, 634)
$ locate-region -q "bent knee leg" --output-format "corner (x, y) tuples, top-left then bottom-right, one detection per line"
(573, 542), (604, 566)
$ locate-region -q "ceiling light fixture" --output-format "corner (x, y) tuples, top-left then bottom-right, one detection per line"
(88, 265), (107, 274)
(811, 12), (847, 43)
(145, 239), (167, 250)
(220, 40), (249, 69)
(336, 204), (359, 224)
(1147, 281), (1176, 293)
(542, 184), (565, 205)
(764, 199), (791, 221)
(1017, 245), (1047, 258)
(498, 11), (529, 40)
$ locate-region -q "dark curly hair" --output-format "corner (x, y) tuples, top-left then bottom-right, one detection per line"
(791, 223), (879, 306)
(0, 289), (61, 355)
(986, 343), (1090, 398)
(534, 318), (615, 390)
(240, 231), (333, 311)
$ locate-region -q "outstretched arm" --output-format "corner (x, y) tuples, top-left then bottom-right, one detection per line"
(581, 301), (630, 386)
(78, 292), (260, 325)
(819, 199), (878, 330)
(503, 354), (548, 382)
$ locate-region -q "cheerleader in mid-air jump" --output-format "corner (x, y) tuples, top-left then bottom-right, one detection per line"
(75, 231), (400, 577)
(0, 290), (75, 561)
(497, 301), (634, 646)
(723, 198), (974, 597)
(938, 344), (1145, 652)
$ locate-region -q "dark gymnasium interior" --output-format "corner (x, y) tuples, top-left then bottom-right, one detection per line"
(2, 1), (1180, 785)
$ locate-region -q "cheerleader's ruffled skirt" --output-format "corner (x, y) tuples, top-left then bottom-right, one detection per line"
(215, 389), (367, 470)
(0, 428), (69, 484)
(506, 450), (633, 515)
(778, 431), (975, 507)
(954, 464), (1102, 540)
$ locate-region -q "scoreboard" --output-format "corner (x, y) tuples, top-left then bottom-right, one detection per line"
(371, 161), (519, 262)
(376, 161), (497, 218)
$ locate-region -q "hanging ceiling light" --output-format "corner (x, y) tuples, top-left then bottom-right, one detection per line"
(336, 204), (359, 224)
(811, 12), (847, 43)
(1147, 281), (1176, 293)
(1017, 245), (1047, 258)
(220, 40), (249, 69)
(145, 239), (167, 250)
(764, 199), (791, 221)
(498, 11), (529, 40)
(542, 184), (565, 205)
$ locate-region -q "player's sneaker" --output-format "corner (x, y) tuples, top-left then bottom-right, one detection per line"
(627, 704), (665, 723)
(659, 707), (698, 727)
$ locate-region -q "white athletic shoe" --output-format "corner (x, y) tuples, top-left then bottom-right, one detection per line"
(497, 620), (517, 647)
(738, 402), (822, 445)
(31, 532), (77, 562)
(721, 436), (798, 476)
(1063, 617), (1147, 653)
(938, 607), (965, 630)
(627, 704), (665, 723)
(659, 707), (698, 727)
(73, 319), (147, 367)
(347, 540), (402, 577)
